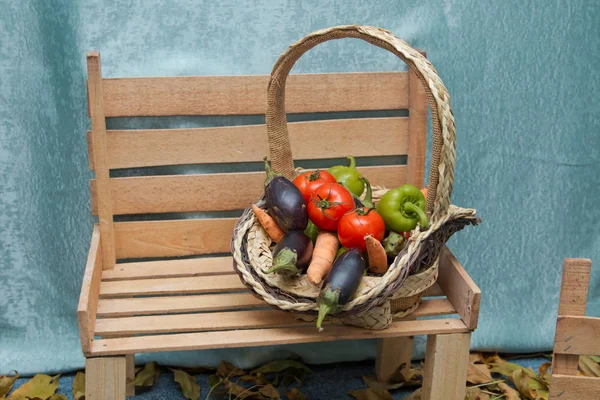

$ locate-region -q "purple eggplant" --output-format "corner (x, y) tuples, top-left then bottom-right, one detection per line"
(316, 248), (367, 330)
(264, 159), (308, 231)
(265, 230), (313, 276)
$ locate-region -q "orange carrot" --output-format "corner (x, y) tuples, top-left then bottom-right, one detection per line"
(421, 185), (428, 199)
(307, 232), (339, 285)
(251, 204), (285, 242)
(365, 235), (388, 274)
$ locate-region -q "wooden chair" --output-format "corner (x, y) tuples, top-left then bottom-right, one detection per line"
(77, 51), (481, 399)
(549, 258), (600, 399)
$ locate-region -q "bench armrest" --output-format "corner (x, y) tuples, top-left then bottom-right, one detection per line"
(77, 225), (102, 355)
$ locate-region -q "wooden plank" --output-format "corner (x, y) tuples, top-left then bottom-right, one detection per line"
(423, 283), (443, 297)
(89, 318), (469, 355)
(549, 374), (600, 399)
(87, 51), (116, 269)
(85, 357), (127, 400)
(415, 298), (455, 317)
(553, 258), (592, 375)
(95, 309), (307, 336)
(438, 247), (481, 329)
(97, 293), (265, 318)
(376, 315), (415, 382)
(101, 72), (409, 117)
(102, 256), (235, 281)
(99, 274), (245, 298)
(422, 333), (471, 400)
(554, 316), (600, 355)
(77, 225), (102, 354)
(87, 117), (409, 170)
(114, 218), (236, 259)
(91, 165), (407, 215)
(405, 59), (428, 188)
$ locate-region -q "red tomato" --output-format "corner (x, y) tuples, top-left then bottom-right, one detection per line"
(307, 182), (354, 231)
(293, 170), (337, 203)
(338, 208), (386, 252)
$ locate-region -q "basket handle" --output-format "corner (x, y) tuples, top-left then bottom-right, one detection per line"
(266, 25), (456, 219)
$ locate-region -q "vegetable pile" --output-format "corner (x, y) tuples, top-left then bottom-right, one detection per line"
(253, 157), (429, 331)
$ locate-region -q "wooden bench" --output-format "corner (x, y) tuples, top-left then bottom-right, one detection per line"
(550, 258), (600, 399)
(77, 51), (481, 399)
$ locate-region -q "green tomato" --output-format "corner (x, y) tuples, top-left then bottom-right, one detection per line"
(328, 156), (365, 197)
(375, 184), (429, 233)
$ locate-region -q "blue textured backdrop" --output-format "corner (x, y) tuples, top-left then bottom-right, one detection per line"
(1, 0), (598, 375)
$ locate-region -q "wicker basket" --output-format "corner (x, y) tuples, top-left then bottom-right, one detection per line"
(231, 25), (479, 330)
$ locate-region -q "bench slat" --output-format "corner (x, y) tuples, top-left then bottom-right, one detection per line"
(554, 316), (600, 355)
(102, 256), (234, 281)
(101, 72), (409, 117)
(549, 374), (600, 400)
(87, 117), (409, 170)
(99, 274), (246, 298)
(96, 309), (306, 336)
(97, 293), (265, 317)
(114, 218), (236, 259)
(90, 318), (469, 355)
(92, 165), (407, 215)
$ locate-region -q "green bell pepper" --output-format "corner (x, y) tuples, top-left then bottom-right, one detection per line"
(328, 156), (365, 197)
(375, 184), (429, 232)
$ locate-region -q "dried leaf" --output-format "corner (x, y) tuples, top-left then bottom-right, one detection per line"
(362, 375), (405, 391)
(579, 355), (600, 377)
(8, 374), (59, 400)
(286, 388), (307, 400)
(511, 368), (548, 400)
(538, 362), (552, 384)
(468, 363), (493, 384)
(223, 379), (264, 399)
(281, 369), (306, 386)
(131, 362), (161, 387)
(465, 387), (490, 400)
(0, 371), (18, 397)
(388, 363), (422, 387)
(48, 395), (68, 400)
(71, 371), (85, 400)
(400, 388), (421, 400)
(497, 382), (520, 400)
(170, 368), (200, 400)
(349, 387), (393, 400)
(207, 375), (227, 396)
(252, 360), (311, 375)
(258, 384), (280, 399)
(217, 361), (246, 378)
(470, 353), (485, 364)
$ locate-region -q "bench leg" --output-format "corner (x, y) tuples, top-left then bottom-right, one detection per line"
(126, 354), (135, 397)
(376, 315), (415, 382)
(86, 356), (127, 400)
(421, 333), (471, 400)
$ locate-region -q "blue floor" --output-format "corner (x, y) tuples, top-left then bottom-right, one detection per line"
(10, 356), (549, 399)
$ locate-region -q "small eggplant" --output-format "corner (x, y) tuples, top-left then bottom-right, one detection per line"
(264, 159), (308, 231)
(265, 230), (314, 276)
(316, 249), (367, 330)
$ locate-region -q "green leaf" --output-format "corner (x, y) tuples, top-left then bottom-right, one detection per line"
(362, 375), (405, 391)
(207, 375), (227, 397)
(252, 360), (311, 375)
(286, 388), (307, 400)
(258, 384), (280, 399)
(8, 374), (60, 400)
(0, 371), (18, 397)
(511, 368), (548, 400)
(281, 369), (306, 387)
(72, 371), (85, 400)
(489, 360), (524, 377)
(170, 369), (200, 400)
(216, 361), (246, 378)
(579, 355), (600, 377)
(131, 362), (161, 387)
(349, 387), (393, 400)
(589, 355), (600, 363)
(48, 395), (68, 400)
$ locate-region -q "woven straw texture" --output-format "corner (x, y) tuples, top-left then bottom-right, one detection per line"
(231, 25), (476, 329)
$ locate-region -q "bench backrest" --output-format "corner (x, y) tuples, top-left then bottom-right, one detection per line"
(86, 51), (427, 269)
(550, 258), (599, 398)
